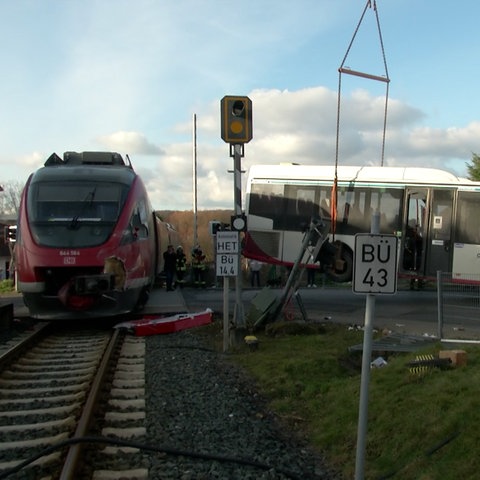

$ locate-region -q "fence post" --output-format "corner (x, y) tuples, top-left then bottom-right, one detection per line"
(436, 270), (443, 339)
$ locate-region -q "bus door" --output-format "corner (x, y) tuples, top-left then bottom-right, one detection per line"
(425, 189), (454, 276)
(401, 188), (428, 276)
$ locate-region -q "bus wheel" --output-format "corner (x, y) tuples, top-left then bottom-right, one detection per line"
(328, 243), (353, 283)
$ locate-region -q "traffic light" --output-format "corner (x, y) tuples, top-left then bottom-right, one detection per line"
(4, 225), (16, 243)
(220, 96), (253, 144)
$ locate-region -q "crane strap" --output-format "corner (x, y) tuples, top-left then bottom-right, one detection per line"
(332, 0), (390, 237)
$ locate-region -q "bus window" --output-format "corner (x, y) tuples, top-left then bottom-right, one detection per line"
(284, 185), (318, 231)
(249, 182), (285, 229)
(370, 189), (403, 234)
(338, 187), (403, 234)
(320, 195), (330, 219)
(456, 191), (480, 244)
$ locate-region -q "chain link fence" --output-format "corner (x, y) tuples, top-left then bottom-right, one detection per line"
(437, 271), (480, 343)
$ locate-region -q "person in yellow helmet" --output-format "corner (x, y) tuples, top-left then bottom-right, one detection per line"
(192, 246), (207, 288)
(175, 245), (187, 288)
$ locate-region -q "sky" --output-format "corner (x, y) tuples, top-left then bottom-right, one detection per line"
(1, 0), (479, 211)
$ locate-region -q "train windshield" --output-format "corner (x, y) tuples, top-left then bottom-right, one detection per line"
(27, 181), (129, 247)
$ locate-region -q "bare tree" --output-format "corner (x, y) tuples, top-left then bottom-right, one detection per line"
(0, 180), (25, 216)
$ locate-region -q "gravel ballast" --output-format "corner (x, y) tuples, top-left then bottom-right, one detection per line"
(145, 329), (343, 479)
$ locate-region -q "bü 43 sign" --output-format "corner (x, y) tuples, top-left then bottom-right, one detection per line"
(353, 234), (398, 294)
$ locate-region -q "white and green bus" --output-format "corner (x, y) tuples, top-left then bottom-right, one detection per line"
(243, 164), (480, 283)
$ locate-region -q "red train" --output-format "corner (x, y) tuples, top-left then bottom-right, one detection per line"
(15, 151), (178, 320)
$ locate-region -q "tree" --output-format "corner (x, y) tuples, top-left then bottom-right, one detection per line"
(159, 209), (233, 261)
(0, 180), (24, 216)
(466, 153), (480, 181)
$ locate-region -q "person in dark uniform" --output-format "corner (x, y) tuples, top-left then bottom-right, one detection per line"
(163, 244), (177, 291)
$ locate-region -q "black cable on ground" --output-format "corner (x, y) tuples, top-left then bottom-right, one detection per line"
(376, 431), (460, 479)
(0, 435), (321, 480)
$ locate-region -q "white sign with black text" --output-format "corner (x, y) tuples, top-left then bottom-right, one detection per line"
(353, 234), (398, 294)
(216, 231), (239, 277)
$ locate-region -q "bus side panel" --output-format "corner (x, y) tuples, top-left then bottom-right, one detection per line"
(452, 244), (480, 278)
(452, 190), (480, 279)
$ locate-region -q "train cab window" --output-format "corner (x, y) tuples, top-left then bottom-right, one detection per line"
(26, 181), (128, 247)
(99, 202), (119, 222)
(131, 209), (148, 240)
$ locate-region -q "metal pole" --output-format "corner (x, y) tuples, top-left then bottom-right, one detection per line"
(354, 210), (380, 480)
(232, 144), (245, 337)
(223, 276), (230, 352)
(192, 113), (198, 249)
(437, 270), (443, 339)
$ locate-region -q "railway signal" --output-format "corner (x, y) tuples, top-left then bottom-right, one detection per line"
(4, 225), (16, 243)
(220, 95), (253, 144)
(220, 95), (254, 349)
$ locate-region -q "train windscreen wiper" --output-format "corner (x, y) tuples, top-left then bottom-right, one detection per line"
(68, 188), (97, 230)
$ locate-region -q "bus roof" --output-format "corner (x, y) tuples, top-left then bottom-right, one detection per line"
(247, 164), (478, 187)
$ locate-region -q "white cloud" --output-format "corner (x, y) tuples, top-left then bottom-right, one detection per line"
(1, 1), (480, 211)
(3, 85), (478, 212)
(96, 131), (164, 155)
(126, 86), (480, 211)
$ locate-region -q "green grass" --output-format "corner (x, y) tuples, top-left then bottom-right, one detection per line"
(0, 279), (15, 293)
(212, 322), (480, 480)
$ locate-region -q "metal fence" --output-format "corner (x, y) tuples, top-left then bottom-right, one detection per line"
(437, 271), (480, 343)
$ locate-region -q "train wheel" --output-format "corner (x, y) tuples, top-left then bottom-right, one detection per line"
(328, 243), (353, 283)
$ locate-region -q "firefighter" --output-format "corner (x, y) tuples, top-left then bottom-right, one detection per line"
(175, 245), (187, 288)
(192, 246), (207, 288)
(163, 244), (177, 291)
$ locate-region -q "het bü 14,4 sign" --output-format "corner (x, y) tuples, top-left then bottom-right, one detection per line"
(216, 231), (239, 277)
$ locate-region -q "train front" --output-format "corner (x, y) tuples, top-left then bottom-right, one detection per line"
(15, 151), (156, 320)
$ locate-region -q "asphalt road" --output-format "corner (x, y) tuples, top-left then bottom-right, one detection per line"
(182, 284), (480, 340)
(6, 283), (479, 340)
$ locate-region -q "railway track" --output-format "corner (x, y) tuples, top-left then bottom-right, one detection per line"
(0, 323), (148, 479)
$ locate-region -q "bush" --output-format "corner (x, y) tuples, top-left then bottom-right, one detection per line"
(0, 279), (15, 293)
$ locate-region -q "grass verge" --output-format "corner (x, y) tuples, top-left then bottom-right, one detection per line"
(205, 320), (480, 480)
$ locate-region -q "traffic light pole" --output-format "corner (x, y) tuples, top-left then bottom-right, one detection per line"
(220, 95), (252, 347)
(231, 144), (246, 343)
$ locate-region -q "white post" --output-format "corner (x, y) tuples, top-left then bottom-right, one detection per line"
(354, 210), (380, 480)
(232, 144), (245, 336)
(223, 276), (230, 352)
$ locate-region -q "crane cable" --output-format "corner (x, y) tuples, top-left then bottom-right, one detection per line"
(332, 0), (390, 237)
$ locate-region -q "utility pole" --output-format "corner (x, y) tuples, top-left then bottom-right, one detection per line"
(192, 113), (198, 249)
